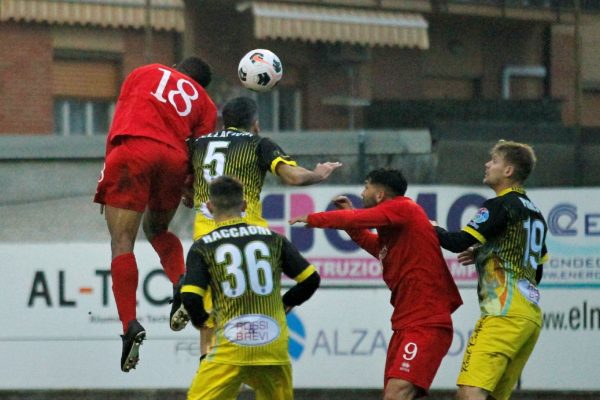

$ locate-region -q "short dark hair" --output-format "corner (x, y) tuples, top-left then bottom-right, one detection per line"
(491, 140), (537, 183)
(176, 56), (212, 88)
(365, 168), (408, 197)
(222, 97), (258, 131)
(209, 175), (244, 212)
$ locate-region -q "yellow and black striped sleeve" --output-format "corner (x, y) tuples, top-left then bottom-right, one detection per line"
(181, 243), (211, 327)
(257, 137), (298, 174)
(279, 235), (320, 307)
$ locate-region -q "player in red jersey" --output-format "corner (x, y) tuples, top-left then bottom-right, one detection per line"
(290, 168), (462, 399)
(93, 56), (218, 372)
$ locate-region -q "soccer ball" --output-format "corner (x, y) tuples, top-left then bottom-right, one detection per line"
(238, 49), (283, 92)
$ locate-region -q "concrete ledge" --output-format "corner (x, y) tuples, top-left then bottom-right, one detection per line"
(0, 135), (106, 160)
(0, 130), (431, 160)
(262, 130), (432, 155)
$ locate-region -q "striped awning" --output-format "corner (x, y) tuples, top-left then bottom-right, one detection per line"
(237, 2), (429, 49)
(0, 0), (184, 32)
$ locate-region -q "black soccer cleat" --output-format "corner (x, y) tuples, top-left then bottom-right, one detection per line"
(120, 319), (146, 372)
(169, 277), (190, 331)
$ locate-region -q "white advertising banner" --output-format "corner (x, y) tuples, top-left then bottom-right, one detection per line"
(0, 186), (598, 389)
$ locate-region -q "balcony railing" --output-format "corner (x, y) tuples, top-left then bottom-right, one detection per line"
(444, 0), (600, 11)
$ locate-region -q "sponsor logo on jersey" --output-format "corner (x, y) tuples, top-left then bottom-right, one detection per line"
(517, 279), (540, 305)
(224, 314), (280, 346)
(472, 207), (490, 224)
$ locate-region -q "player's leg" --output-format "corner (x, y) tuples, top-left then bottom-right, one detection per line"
(105, 206), (147, 373)
(456, 385), (489, 400)
(145, 139), (188, 284)
(94, 137), (153, 371)
(143, 208), (184, 284)
(244, 364), (293, 400)
(490, 319), (541, 400)
(384, 326), (453, 399)
(457, 316), (523, 400)
(143, 208), (191, 331)
(144, 143), (190, 330)
(105, 205), (144, 331)
(187, 361), (242, 400)
(384, 379), (419, 400)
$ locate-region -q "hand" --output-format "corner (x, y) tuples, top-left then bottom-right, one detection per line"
(289, 215), (309, 225)
(313, 162), (342, 181)
(332, 196), (353, 210)
(457, 244), (481, 266)
(181, 177), (194, 208)
(181, 192), (194, 208)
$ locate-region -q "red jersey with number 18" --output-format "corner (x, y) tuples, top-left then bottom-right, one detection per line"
(107, 64), (217, 155)
(307, 196), (462, 330)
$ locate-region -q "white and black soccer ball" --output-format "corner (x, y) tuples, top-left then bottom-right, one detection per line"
(238, 49), (283, 92)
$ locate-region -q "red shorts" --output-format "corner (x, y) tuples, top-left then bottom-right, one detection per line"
(384, 325), (453, 393)
(94, 136), (188, 213)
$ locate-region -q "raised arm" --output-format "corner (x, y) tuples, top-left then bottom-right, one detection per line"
(275, 162), (342, 186)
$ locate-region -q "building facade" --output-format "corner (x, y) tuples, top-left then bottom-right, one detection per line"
(1, 0), (600, 135)
(0, 0), (183, 135)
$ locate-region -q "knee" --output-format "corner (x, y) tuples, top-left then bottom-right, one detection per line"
(383, 390), (413, 400)
(142, 217), (170, 241)
(383, 381), (417, 400)
(456, 386), (488, 400)
(143, 222), (165, 241)
(110, 235), (136, 256)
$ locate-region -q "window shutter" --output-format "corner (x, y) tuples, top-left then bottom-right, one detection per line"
(53, 60), (119, 99)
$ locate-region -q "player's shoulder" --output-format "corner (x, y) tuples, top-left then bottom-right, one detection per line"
(498, 189), (533, 208)
(387, 195), (420, 211)
(129, 63), (168, 77)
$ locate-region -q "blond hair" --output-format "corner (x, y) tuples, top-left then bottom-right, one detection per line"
(491, 140), (537, 183)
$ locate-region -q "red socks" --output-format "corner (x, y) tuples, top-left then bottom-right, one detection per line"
(111, 232), (184, 333)
(111, 253), (138, 333)
(150, 231), (185, 284)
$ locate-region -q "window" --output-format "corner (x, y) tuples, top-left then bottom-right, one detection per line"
(255, 86), (302, 132)
(54, 99), (114, 136)
(52, 57), (119, 136)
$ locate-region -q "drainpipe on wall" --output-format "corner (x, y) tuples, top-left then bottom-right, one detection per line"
(501, 65), (547, 99)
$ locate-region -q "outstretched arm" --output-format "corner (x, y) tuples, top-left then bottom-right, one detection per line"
(276, 162), (342, 186)
(290, 197), (382, 258)
(434, 225), (479, 253)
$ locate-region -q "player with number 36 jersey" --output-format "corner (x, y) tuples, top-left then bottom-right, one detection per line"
(182, 97), (341, 363)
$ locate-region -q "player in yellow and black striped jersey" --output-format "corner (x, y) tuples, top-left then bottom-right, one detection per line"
(180, 96), (340, 361)
(190, 128), (291, 237)
(461, 187), (548, 320)
(181, 176), (320, 400)
(434, 140), (548, 400)
(189, 96), (342, 240)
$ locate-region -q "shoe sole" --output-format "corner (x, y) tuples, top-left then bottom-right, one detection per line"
(170, 306), (190, 331)
(122, 331), (146, 372)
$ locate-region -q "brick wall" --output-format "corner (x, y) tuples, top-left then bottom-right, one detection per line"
(0, 22), (180, 135)
(0, 22), (53, 134)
